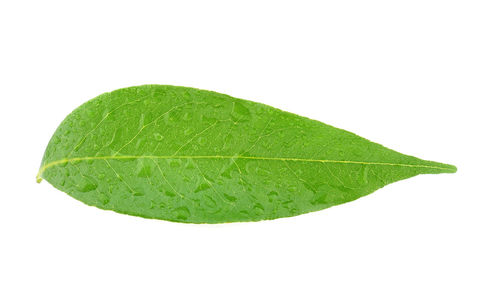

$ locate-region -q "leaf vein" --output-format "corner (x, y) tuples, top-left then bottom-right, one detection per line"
(37, 155), (455, 180)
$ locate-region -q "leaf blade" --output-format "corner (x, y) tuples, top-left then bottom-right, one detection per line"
(38, 85), (456, 223)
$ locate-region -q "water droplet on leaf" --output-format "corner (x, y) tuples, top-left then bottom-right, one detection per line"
(174, 206), (190, 220)
(153, 133), (164, 141)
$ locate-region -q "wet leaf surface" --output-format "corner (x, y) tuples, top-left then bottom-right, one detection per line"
(38, 85), (456, 223)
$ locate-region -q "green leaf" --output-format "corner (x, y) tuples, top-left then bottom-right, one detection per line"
(37, 85), (456, 223)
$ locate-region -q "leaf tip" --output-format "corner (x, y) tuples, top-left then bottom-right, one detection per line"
(439, 163), (457, 174)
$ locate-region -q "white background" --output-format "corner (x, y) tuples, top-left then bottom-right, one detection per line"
(1, 1), (499, 293)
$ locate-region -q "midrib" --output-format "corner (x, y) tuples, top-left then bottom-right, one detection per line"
(37, 154), (455, 180)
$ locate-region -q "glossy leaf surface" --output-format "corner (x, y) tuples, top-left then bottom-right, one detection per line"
(38, 85), (456, 223)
